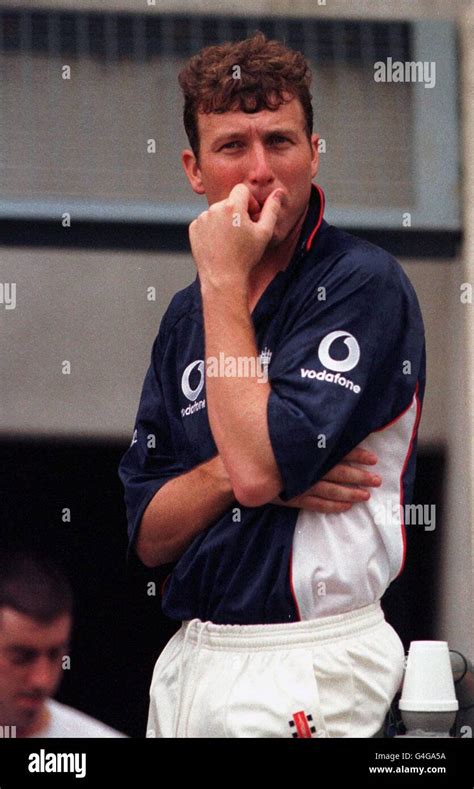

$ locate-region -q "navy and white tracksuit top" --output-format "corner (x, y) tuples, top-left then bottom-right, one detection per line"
(119, 183), (426, 625)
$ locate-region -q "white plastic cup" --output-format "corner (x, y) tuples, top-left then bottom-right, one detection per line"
(399, 641), (458, 734)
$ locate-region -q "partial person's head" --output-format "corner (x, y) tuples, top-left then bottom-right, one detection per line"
(179, 31), (320, 248)
(0, 550), (72, 735)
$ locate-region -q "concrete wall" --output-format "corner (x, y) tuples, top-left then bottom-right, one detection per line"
(0, 248), (195, 439)
(0, 0), (471, 22)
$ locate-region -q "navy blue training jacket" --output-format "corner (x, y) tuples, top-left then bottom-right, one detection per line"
(119, 183), (426, 625)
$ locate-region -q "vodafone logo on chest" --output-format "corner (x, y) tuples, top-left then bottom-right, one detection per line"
(301, 330), (362, 394)
(181, 359), (206, 417)
(318, 330), (360, 372)
(182, 359), (205, 401)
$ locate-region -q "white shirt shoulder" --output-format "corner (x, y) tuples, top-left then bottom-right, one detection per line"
(29, 699), (127, 738)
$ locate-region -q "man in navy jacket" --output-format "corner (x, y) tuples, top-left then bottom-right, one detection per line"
(119, 32), (425, 738)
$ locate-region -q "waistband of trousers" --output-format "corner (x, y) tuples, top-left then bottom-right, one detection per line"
(180, 601), (385, 651)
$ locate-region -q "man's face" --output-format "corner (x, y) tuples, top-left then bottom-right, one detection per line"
(182, 95), (319, 249)
(0, 607), (71, 731)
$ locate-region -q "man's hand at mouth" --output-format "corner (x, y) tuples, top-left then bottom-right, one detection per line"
(248, 192), (267, 221)
(189, 183), (285, 291)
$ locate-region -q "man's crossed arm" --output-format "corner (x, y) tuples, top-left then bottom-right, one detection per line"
(137, 447), (381, 567)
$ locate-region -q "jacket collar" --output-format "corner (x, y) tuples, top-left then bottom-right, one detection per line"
(297, 182), (326, 254)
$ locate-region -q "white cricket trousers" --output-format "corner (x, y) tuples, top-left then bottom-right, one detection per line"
(146, 601), (405, 738)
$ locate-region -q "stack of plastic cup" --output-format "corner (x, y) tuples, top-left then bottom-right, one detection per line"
(398, 641), (459, 737)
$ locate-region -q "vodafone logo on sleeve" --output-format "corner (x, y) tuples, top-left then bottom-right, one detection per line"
(301, 331), (362, 394)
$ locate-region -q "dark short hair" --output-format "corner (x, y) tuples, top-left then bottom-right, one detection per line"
(178, 30), (313, 159)
(0, 549), (73, 625)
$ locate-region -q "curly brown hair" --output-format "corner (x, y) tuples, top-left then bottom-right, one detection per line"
(178, 31), (313, 160)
